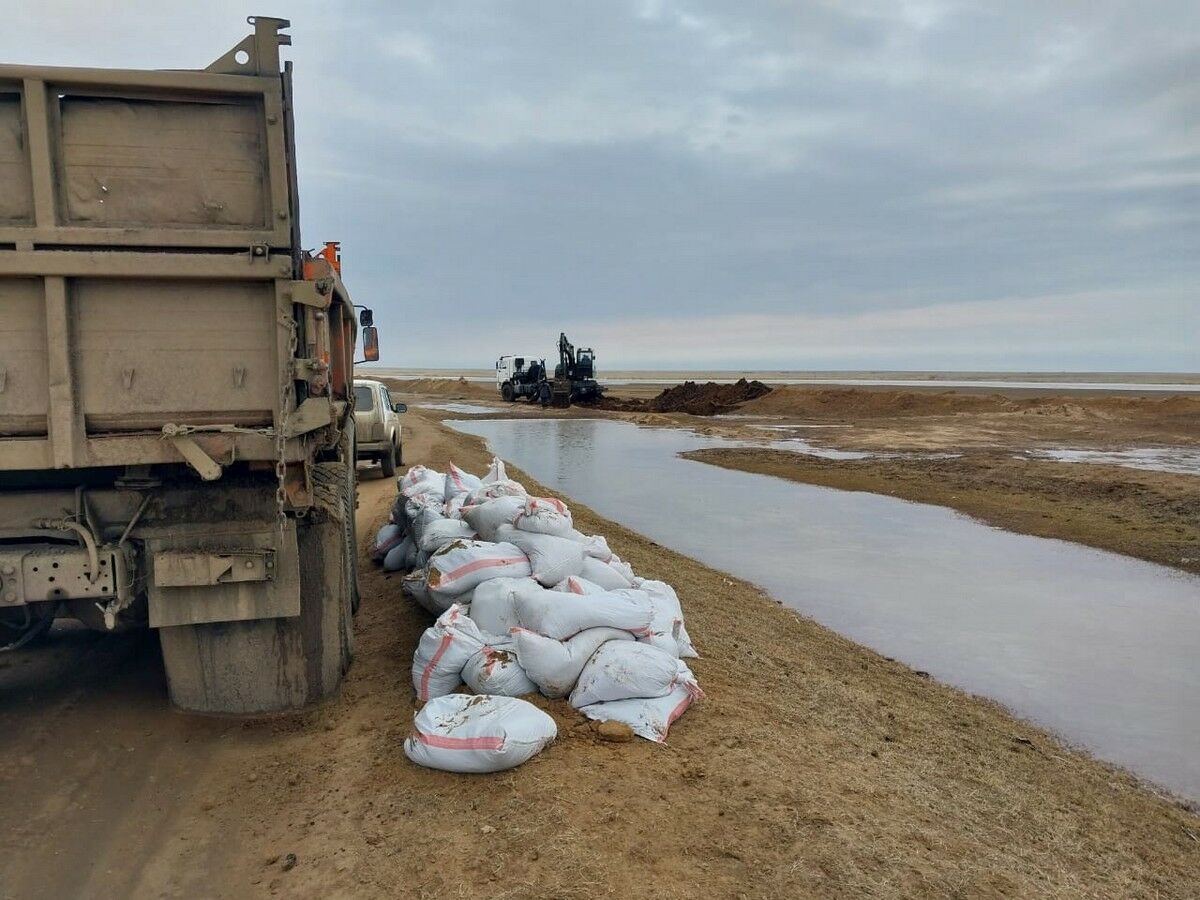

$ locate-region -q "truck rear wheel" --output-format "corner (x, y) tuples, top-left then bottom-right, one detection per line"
(158, 463), (355, 715)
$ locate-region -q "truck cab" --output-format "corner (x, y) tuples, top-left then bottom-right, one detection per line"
(496, 354), (547, 402)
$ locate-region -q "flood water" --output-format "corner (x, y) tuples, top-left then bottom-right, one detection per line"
(451, 417), (1200, 800)
(417, 403), (503, 414)
(1025, 447), (1200, 477)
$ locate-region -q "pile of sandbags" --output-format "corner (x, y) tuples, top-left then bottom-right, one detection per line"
(375, 458), (702, 771)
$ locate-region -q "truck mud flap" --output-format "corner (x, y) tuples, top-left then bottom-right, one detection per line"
(146, 521), (300, 628)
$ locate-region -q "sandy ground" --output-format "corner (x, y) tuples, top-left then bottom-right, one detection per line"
(2, 408), (1197, 899)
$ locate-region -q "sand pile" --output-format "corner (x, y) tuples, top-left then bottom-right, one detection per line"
(595, 379), (772, 416)
(379, 376), (496, 400)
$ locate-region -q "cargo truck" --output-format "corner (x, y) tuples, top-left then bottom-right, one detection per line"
(0, 17), (378, 713)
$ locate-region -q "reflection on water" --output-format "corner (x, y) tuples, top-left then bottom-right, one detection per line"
(451, 417), (1200, 799)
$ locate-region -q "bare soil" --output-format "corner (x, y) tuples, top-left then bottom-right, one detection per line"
(3, 404), (1198, 899)
(592, 378), (773, 415)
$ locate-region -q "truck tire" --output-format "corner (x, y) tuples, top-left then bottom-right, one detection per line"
(380, 438), (397, 477)
(158, 463), (355, 714)
(501, 382), (515, 402)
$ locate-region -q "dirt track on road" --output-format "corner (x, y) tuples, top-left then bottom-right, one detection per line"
(1, 411), (1197, 899)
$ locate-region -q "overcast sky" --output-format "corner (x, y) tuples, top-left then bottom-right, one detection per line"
(8, 1), (1198, 371)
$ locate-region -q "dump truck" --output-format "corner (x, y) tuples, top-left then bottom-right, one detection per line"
(0, 17), (379, 713)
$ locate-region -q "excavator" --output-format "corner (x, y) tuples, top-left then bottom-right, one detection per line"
(551, 332), (603, 406)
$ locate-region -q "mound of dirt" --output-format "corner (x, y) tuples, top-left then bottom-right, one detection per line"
(594, 379), (772, 416)
(377, 377), (496, 400)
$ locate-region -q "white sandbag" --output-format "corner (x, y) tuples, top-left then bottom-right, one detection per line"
(383, 535), (417, 572)
(460, 495), (524, 541)
(514, 586), (655, 640)
(512, 627), (635, 699)
(563, 530), (613, 561)
(465, 479), (527, 505)
(495, 525), (585, 587)
(579, 556), (634, 590)
(513, 496), (573, 536)
(639, 579), (698, 658)
(443, 462), (483, 502)
(426, 540), (531, 598)
(405, 496), (447, 546)
(444, 495), (467, 519)
(468, 577), (540, 638)
(403, 567), (453, 615)
(608, 556), (640, 585)
(404, 694), (557, 774)
(411, 605), (486, 700)
(418, 518), (478, 554)
(462, 639), (538, 696)
(578, 676), (701, 743)
(481, 456), (509, 485)
(400, 465), (446, 501)
(570, 640), (693, 708)
(373, 523), (405, 562)
(551, 575), (606, 595)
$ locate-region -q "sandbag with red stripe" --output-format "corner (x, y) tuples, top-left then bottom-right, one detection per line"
(512, 627), (636, 699)
(513, 586), (655, 641)
(383, 535), (418, 572)
(418, 518), (478, 554)
(426, 540), (531, 600)
(373, 523), (405, 562)
(577, 674), (701, 743)
(569, 640), (696, 708)
(513, 496), (573, 536)
(579, 556), (634, 590)
(442, 462), (483, 503)
(469, 577), (542, 638)
(400, 465), (446, 502)
(404, 693), (557, 773)
(411, 605), (486, 700)
(405, 495), (447, 547)
(462, 638), (538, 696)
(563, 530), (613, 562)
(494, 525), (585, 587)
(460, 495), (524, 541)
(636, 579), (698, 659)
(550, 575), (605, 595)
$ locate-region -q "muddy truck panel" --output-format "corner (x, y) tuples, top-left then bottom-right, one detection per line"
(0, 18), (366, 713)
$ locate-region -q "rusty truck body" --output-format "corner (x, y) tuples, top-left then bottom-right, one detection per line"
(0, 17), (375, 713)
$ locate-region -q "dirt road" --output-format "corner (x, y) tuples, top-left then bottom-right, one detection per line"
(1, 412), (1197, 899)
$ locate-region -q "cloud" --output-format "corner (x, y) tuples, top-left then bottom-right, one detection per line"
(4, 1), (1197, 371)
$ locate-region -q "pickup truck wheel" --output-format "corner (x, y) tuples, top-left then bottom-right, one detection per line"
(380, 439), (397, 477)
(501, 382), (515, 402)
(158, 463), (354, 714)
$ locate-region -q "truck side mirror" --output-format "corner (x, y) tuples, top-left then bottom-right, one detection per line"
(393, 402), (407, 413)
(359, 308), (374, 327)
(362, 325), (379, 362)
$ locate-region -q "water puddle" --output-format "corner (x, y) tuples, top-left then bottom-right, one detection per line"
(450, 417), (1200, 800)
(1023, 447), (1200, 477)
(417, 403), (503, 415)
